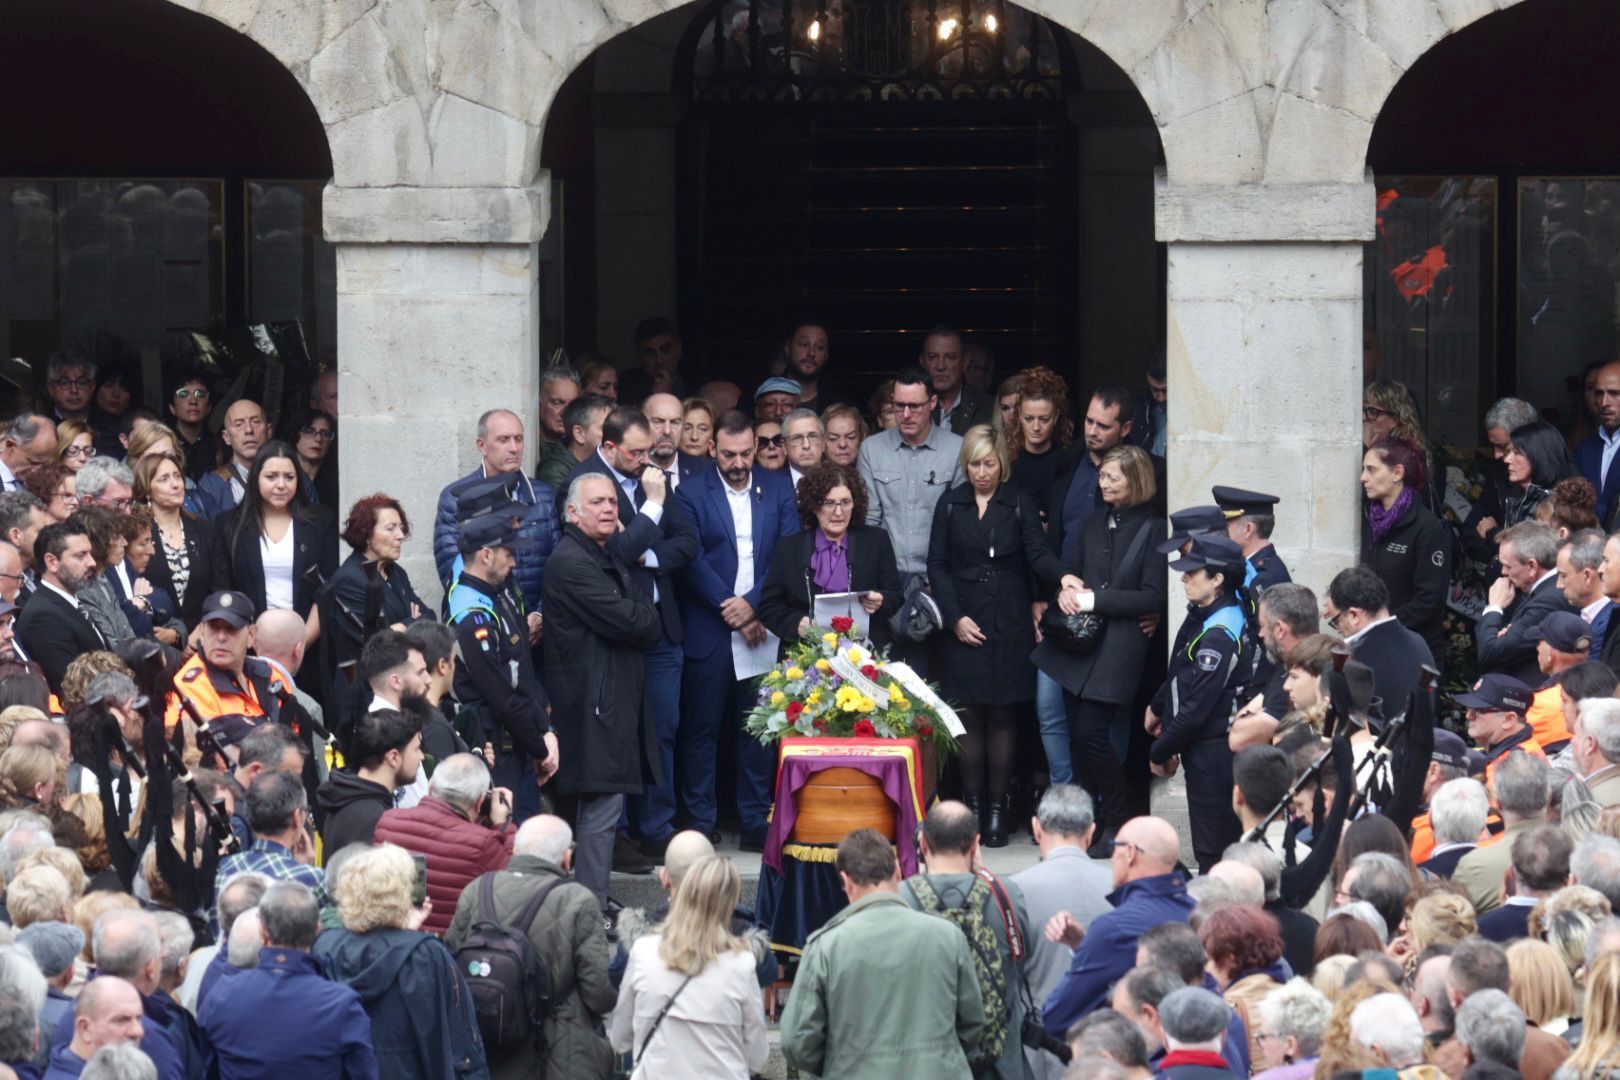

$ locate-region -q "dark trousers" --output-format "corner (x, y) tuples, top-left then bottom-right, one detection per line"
(679, 646), (771, 835)
(630, 637), (683, 843)
(491, 747), (541, 825)
(574, 793), (624, 906)
(1184, 736), (1241, 873)
(1064, 693), (1131, 834)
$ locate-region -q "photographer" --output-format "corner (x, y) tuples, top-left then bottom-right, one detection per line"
(372, 751), (515, 936)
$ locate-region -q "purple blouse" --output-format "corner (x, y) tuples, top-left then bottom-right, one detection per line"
(810, 528), (851, 593)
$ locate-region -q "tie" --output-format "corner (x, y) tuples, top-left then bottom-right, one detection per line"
(630, 478), (646, 511)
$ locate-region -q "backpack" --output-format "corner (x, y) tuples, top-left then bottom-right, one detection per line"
(452, 871), (560, 1059)
(907, 872), (1019, 1069)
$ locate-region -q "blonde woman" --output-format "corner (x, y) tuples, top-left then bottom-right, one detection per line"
(312, 844), (487, 1079)
(54, 419), (95, 473)
(926, 425), (1071, 844)
(1559, 951), (1620, 1078)
(1508, 938), (1577, 1037)
(611, 855), (768, 1079)
(1389, 891), (1475, 975)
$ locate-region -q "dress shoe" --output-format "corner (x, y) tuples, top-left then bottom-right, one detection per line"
(612, 835), (656, 874)
(1086, 828), (1116, 861)
(639, 834), (674, 859)
(984, 795), (1010, 848)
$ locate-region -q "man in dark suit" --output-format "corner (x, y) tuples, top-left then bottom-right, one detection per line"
(1558, 529), (1617, 660)
(1477, 522), (1576, 684)
(921, 326), (993, 436)
(1576, 361), (1620, 522)
(16, 520), (106, 694)
(1477, 825), (1570, 943)
(561, 405), (698, 861)
(674, 411), (799, 849)
(1325, 567), (1436, 724)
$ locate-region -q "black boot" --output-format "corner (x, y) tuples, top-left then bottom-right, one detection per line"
(984, 795), (1010, 848)
(1086, 824), (1116, 860)
(963, 792), (986, 836)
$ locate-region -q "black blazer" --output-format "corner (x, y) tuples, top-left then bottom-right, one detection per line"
(757, 525), (904, 649)
(1034, 503), (1168, 706)
(1475, 575), (1575, 684)
(324, 550), (433, 668)
(1351, 617), (1437, 723)
(558, 451), (698, 643)
(16, 584), (106, 693)
(145, 514), (218, 629)
(211, 506), (339, 621)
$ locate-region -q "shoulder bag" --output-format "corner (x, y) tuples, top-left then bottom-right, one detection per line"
(1040, 514), (1154, 656)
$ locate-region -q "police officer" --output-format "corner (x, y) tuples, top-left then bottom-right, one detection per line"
(1155, 505), (1228, 560)
(1146, 534), (1248, 872)
(174, 590), (288, 760)
(448, 506), (558, 823)
(1214, 486), (1291, 593)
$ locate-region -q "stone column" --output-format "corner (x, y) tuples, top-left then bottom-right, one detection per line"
(323, 184), (550, 607)
(1156, 173), (1376, 603)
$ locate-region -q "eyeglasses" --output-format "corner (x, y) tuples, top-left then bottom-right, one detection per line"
(52, 491), (79, 507)
(757, 435), (784, 448)
(0, 572), (23, 585)
(1109, 839), (1142, 855)
(820, 498), (854, 511)
(86, 494), (133, 511)
(299, 427), (335, 441)
(892, 401), (931, 414)
(1325, 608), (1345, 630)
(786, 433), (823, 447)
(1362, 404), (1392, 421)
(49, 377), (92, 391)
(173, 388), (210, 401)
(62, 445), (95, 459)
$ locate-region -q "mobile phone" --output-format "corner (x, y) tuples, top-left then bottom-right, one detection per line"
(477, 793), (491, 819)
(410, 853), (427, 907)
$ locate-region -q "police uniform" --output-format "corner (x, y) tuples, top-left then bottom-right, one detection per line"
(1154, 505), (1227, 559)
(1215, 487), (1292, 702)
(1150, 535), (1248, 872)
(174, 591), (287, 754)
(448, 510), (553, 811)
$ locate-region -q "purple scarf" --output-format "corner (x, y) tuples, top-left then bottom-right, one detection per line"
(1367, 485), (1416, 543)
(810, 528), (851, 593)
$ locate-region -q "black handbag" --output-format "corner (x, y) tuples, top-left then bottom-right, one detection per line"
(1040, 515), (1154, 656)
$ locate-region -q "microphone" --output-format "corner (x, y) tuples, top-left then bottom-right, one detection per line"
(803, 566), (816, 617)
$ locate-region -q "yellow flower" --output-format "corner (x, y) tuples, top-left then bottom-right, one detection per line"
(816, 659), (832, 673)
(807, 690), (822, 706)
(857, 697), (876, 713)
(887, 683), (909, 707)
(846, 646), (867, 666)
(786, 666), (804, 681)
(770, 691), (786, 707)
(822, 633), (839, 647)
(835, 685), (862, 711)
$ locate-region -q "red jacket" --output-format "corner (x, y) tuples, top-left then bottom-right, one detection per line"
(373, 796), (515, 936)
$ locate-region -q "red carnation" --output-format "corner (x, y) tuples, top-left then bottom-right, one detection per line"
(812, 718), (828, 731)
(853, 719), (876, 738)
(917, 722), (934, 737)
(831, 616), (854, 634)
(786, 701), (804, 720)
(861, 664), (880, 681)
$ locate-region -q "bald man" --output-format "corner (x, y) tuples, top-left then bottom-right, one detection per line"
(1578, 361), (1620, 521)
(253, 609), (327, 782)
(198, 399), (270, 518)
(48, 976), (146, 1076)
(1041, 816), (1193, 1036)
(611, 830), (777, 989)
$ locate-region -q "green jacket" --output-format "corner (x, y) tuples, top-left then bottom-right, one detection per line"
(445, 855), (615, 1080)
(536, 440), (581, 492)
(781, 890), (985, 1080)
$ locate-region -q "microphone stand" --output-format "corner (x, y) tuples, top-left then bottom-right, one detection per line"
(1243, 646), (1353, 844)
(1346, 666), (1440, 822)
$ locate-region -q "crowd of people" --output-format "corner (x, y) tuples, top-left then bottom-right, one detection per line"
(0, 323), (1612, 1078)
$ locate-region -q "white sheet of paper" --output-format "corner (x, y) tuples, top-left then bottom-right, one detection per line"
(813, 591), (869, 639)
(731, 628), (780, 681)
(884, 661), (966, 737)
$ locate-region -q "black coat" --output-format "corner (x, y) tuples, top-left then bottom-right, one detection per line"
(323, 550), (433, 670)
(1475, 575), (1575, 684)
(1351, 617), (1437, 723)
(757, 525), (904, 650)
(15, 584), (106, 693)
(1034, 503), (1167, 706)
(541, 527), (664, 796)
(210, 507), (339, 621)
(1361, 498), (1451, 659)
(145, 514), (218, 629)
(926, 483), (1066, 705)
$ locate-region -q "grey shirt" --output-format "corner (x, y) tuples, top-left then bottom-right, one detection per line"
(857, 424), (963, 576)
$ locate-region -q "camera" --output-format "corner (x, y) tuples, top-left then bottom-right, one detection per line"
(1021, 1016), (1071, 1065)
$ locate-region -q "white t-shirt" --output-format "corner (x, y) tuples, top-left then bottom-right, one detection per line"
(261, 528), (295, 610)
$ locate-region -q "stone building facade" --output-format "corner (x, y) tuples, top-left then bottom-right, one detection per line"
(146, 0), (1534, 602)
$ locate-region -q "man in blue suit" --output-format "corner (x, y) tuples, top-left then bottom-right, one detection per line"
(675, 410), (800, 849)
(1576, 361), (1620, 523)
(561, 405), (699, 860)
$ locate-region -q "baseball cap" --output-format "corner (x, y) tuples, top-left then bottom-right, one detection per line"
(1168, 534), (1246, 578)
(1451, 673), (1533, 713)
(1157, 505), (1226, 555)
(754, 377), (802, 400)
(200, 591), (254, 628)
(1532, 611), (1593, 655)
(1432, 728), (1484, 774)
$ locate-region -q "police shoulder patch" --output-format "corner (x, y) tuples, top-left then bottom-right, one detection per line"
(1195, 648), (1223, 673)
(464, 610), (491, 626)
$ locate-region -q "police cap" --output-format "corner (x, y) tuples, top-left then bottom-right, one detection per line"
(200, 591), (255, 629)
(451, 473), (522, 525)
(1213, 486), (1281, 519)
(1168, 534), (1245, 579)
(1156, 505), (1227, 555)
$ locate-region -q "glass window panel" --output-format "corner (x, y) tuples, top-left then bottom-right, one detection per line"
(247, 180), (336, 365)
